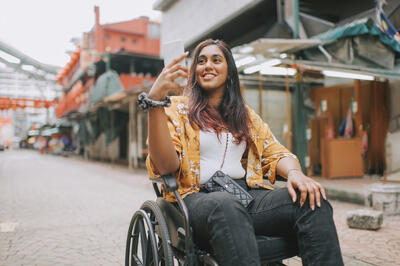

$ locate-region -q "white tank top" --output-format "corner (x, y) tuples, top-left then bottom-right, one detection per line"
(199, 130), (246, 184)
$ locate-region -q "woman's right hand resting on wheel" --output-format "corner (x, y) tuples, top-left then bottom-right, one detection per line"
(149, 52), (189, 100)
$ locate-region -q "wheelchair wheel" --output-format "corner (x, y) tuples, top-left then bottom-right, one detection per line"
(126, 200), (175, 266)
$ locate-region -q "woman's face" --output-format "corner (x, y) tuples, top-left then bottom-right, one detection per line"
(195, 45), (228, 94)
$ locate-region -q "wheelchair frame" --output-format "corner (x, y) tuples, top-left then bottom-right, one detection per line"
(125, 174), (297, 266)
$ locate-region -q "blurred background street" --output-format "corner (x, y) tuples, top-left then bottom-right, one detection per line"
(0, 150), (153, 265)
(1, 0), (400, 265)
(1, 150), (399, 265)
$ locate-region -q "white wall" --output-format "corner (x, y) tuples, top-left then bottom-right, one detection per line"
(389, 79), (400, 132)
(386, 79), (400, 174)
(386, 131), (400, 174)
(244, 89), (288, 146)
(159, 0), (259, 50)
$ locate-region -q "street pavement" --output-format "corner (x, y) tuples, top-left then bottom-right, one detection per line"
(0, 150), (154, 266)
(1, 150), (399, 265)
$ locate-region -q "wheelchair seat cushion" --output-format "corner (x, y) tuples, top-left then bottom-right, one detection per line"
(256, 235), (298, 262)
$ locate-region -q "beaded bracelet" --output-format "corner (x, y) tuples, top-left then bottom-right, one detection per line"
(287, 169), (302, 176)
(137, 92), (171, 111)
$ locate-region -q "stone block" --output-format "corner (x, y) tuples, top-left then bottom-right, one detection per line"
(346, 209), (383, 230)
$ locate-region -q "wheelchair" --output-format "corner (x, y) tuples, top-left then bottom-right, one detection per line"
(125, 174), (298, 266)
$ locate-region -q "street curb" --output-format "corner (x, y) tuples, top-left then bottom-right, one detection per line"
(271, 181), (365, 205)
(324, 187), (365, 205)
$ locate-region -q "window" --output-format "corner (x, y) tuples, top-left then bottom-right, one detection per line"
(132, 39), (137, 44)
(105, 34), (110, 40)
(121, 36), (126, 42)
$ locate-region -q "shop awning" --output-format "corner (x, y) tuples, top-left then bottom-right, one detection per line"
(234, 18), (400, 57)
(312, 18), (400, 53)
(235, 38), (322, 57)
(90, 70), (124, 105)
(232, 17), (400, 80)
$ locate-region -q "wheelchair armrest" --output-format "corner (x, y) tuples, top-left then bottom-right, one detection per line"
(162, 174), (178, 192)
(151, 174), (178, 192)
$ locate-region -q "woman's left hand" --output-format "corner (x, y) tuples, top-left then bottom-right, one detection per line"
(287, 170), (327, 210)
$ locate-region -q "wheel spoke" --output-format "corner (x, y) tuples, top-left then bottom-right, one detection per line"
(138, 217), (148, 264)
(131, 253), (143, 266)
(127, 213), (145, 266)
(130, 216), (144, 266)
(127, 201), (173, 266)
(145, 229), (154, 265)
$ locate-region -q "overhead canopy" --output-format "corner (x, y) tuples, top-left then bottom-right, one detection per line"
(232, 17), (400, 79)
(0, 39), (59, 75)
(90, 70), (124, 105)
(235, 18), (400, 57)
(235, 38), (322, 57)
(312, 18), (400, 53)
(300, 18), (400, 71)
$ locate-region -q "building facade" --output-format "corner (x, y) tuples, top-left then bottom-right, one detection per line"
(55, 6), (163, 167)
(154, 0), (400, 176)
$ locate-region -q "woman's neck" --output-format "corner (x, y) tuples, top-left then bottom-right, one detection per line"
(207, 87), (225, 107)
(208, 95), (222, 107)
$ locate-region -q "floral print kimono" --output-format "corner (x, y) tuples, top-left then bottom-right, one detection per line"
(146, 96), (298, 202)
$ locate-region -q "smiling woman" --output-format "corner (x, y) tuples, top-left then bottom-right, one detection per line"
(188, 40), (251, 145)
(144, 39), (344, 266)
(195, 45), (228, 92)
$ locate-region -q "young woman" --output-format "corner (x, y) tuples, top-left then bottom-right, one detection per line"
(144, 39), (343, 266)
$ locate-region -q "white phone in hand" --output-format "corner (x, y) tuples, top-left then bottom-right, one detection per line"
(162, 39), (187, 87)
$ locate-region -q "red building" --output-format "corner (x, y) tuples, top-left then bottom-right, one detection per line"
(56, 6), (162, 118)
(55, 6), (163, 166)
(91, 6), (160, 56)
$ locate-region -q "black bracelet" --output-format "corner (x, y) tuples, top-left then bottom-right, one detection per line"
(137, 92), (171, 111)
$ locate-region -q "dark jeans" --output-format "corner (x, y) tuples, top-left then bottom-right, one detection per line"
(183, 179), (344, 266)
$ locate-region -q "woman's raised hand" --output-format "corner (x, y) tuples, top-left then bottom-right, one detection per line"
(148, 52), (189, 100)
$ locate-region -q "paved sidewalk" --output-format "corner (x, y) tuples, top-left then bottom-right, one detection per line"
(1, 150), (399, 265)
(0, 150), (154, 266)
(275, 175), (400, 205)
(276, 176), (400, 265)
(284, 199), (400, 266)
(314, 175), (393, 204)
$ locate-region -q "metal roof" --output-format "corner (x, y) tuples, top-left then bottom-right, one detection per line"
(234, 38), (322, 57)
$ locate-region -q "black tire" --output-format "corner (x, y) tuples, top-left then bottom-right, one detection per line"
(126, 200), (174, 266)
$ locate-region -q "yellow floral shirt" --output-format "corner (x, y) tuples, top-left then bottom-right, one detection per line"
(146, 96), (297, 202)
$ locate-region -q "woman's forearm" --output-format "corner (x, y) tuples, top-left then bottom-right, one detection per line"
(148, 108), (180, 175)
(276, 156), (302, 178)
(146, 52), (188, 175)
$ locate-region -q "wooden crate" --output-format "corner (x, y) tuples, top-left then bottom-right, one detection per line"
(321, 137), (363, 178)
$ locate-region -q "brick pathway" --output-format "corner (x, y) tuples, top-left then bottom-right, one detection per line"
(1, 150), (399, 265)
(332, 200), (400, 265)
(0, 150), (154, 266)
(284, 199), (400, 266)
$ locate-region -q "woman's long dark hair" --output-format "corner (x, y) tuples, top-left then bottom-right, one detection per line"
(188, 39), (251, 144)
